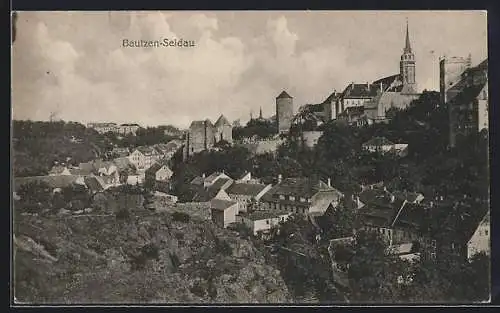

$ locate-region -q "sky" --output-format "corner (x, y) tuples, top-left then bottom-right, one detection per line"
(12, 11), (488, 129)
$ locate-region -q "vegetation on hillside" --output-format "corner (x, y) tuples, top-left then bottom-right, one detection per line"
(14, 189), (291, 304)
(12, 120), (182, 177)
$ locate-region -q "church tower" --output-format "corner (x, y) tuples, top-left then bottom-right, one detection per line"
(400, 20), (417, 94)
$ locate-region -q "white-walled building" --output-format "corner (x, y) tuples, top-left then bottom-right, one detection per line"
(241, 211), (291, 236)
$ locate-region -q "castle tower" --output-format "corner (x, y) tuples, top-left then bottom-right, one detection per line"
(276, 91), (294, 134)
(400, 20), (417, 94)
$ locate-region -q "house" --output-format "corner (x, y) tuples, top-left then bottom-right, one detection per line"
(117, 123), (141, 136)
(391, 190), (425, 204)
(362, 137), (396, 154)
(145, 162), (173, 191)
(48, 165), (72, 176)
(261, 176), (344, 216)
(154, 140), (182, 160)
(203, 171), (231, 188)
(128, 146), (162, 170)
(240, 211), (291, 236)
(87, 122), (117, 134)
(236, 171), (261, 184)
(126, 174), (144, 185)
(145, 162), (173, 182)
(111, 147), (130, 158)
(78, 160), (120, 187)
(210, 198), (239, 228)
(467, 211), (490, 260)
(192, 176), (234, 202)
(337, 106), (367, 126)
(362, 137), (409, 156)
(225, 182), (273, 213)
(83, 176), (104, 194)
(357, 186), (432, 249)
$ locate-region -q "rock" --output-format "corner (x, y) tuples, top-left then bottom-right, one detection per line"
(57, 208), (70, 215)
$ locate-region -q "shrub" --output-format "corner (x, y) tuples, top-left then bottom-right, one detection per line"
(116, 208), (131, 220)
(172, 211), (190, 223)
(141, 243), (159, 261)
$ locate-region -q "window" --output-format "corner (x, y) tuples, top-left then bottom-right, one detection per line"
(485, 229), (489, 236)
(266, 220), (270, 225)
(279, 195), (285, 200)
(289, 196), (295, 201)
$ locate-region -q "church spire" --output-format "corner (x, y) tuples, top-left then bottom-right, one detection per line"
(259, 106), (263, 119)
(404, 19), (412, 53)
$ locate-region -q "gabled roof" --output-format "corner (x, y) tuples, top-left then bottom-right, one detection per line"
(145, 162), (170, 176)
(362, 136), (394, 147)
(210, 198), (237, 211)
(226, 183), (269, 197)
(193, 178), (234, 202)
(276, 91), (293, 99)
(342, 83), (378, 99)
(323, 91), (341, 103)
(265, 177), (335, 199)
(135, 146), (160, 156)
(241, 210), (290, 221)
(84, 176), (104, 193)
(190, 176), (205, 185)
(214, 115), (231, 127)
(391, 202), (425, 230)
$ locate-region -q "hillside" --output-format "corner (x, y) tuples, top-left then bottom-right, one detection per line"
(12, 120), (107, 177)
(13, 197), (291, 304)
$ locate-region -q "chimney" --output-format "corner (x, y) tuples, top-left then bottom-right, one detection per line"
(351, 82), (354, 89)
(367, 82), (370, 90)
(380, 82), (383, 92)
(202, 173), (206, 179)
(278, 174), (283, 183)
(327, 178), (331, 187)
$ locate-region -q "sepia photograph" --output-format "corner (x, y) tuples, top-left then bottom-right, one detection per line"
(11, 10), (490, 304)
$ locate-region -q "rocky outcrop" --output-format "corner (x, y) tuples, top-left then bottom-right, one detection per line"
(14, 201), (291, 304)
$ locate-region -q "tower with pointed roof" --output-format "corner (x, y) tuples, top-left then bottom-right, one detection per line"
(400, 20), (417, 94)
(276, 91), (294, 134)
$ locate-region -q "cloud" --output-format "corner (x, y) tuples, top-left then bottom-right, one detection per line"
(12, 11), (488, 128)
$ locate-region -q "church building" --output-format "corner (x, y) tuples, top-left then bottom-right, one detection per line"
(324, 21), (421, 124)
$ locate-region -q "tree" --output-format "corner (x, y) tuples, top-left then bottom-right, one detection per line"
(319, 201), (355, 240)
(17, 181), (53, 208)
(347, 230), (407, 302)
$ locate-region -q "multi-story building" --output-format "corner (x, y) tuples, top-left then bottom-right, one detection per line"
(444, 59), (488, 147)
(261, 176), (344, 215)
(322, 21), (420, 124)
(128, 146), (162, 170)
(183, 115), (233, 160)
(87, 122), (117, 134)
(117, 123), (141, 136)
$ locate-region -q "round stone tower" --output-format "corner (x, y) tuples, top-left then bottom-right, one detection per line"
(276, 91), (294, 134)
